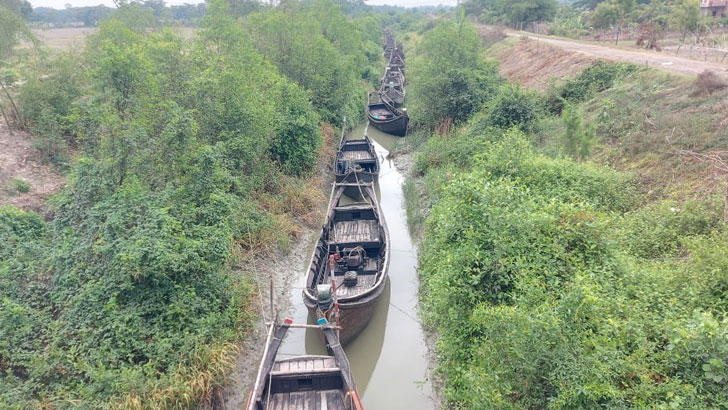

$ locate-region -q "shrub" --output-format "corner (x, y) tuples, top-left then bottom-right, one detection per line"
(482, 84), (540, 132)
(12, 178), (29, 193)
(609, 199), (720, 259)
(694, 69), (727, 96)
(560, 103), (594, 160)
(544, 61), (638, 114)
(408, 20), (502, 130)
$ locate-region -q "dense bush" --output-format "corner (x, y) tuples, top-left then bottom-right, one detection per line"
(408, 20), (502, 131)
(544, 61), (638, 114)
(409, 47), (727, 407)
(2, 0), (373, 405)
(418, 128), (728, 409)
(246, 0), (377, 124)
(480, 84), (541, 132)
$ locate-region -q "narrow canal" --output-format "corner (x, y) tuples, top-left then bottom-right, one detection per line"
(278, 121), (433, 409)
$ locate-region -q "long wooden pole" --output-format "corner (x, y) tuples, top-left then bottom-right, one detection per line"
(0, 81), (23, 130)
(0, 102), (13, 136)
(247, 321), (276, 410)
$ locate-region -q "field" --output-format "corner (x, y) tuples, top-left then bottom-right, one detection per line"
(31, 27), (197, 50)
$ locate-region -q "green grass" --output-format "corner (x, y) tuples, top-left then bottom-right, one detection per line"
(406, 35), (728, 408)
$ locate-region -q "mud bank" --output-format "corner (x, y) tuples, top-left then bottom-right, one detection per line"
(220, 229), (319, 410)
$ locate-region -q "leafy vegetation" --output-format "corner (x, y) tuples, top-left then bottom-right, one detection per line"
(1, 0), (377, 407)
(406, 18), (728, 409)
(408, 20), (501, 131)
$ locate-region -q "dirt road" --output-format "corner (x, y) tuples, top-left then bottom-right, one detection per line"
(507, 30), (728, 79)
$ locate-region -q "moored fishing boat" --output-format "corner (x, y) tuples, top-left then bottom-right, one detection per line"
(366, 91), (408, 136)
(381, 66), (405, 104)
(246, 319), (364, 410)
(302, 182), (390, 345)
(335, 135), (380, 183)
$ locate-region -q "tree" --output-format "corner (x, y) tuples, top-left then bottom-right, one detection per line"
(0, 0), (31, 19)
(671, 0), (701, 52)
(590, 1), (618, 29)
(408, 21), (501, 131)
(506, 0), (557, 26)
(560, 103), (594, 160)
(0, 4), (35, 57)
(614, 0), (636, 44)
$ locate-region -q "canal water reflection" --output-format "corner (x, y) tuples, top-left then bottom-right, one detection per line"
(279, 121), (433, 409)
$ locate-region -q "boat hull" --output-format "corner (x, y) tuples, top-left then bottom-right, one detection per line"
(367, 111), (408, 136)
(303, 278), (386, 345)
(335, 171), (378, 184)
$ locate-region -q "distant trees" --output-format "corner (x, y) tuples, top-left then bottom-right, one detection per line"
(0, 0), (31, 19)
(672, 0), (702, 50)
(463, 0), (558, 26)
(29, 1), (206, 27)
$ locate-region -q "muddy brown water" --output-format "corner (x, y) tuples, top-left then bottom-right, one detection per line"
(278, 122), (434, 409)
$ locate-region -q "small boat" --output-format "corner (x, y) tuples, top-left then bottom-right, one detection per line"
(380, 81), (405, 107)
(246, 319), (364, 410)
(303, 182), (390, 345)
(380, 67), (405, 107)
(384, 64), (405, 84)
(388, 54), (405, 73)
(335, 135), (380, 183)
(366, 91), (408, 137)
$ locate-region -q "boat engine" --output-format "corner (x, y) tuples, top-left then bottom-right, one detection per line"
(316, 284), (333, 311)
(343, 271), (358, 287)
(344, 246), (365, 270)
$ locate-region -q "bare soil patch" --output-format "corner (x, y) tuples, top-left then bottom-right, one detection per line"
(496, 38), (595, 91)
(505, 30), (728, 79)
(0, 124), (65, 214)
(32, 27), (97, 51)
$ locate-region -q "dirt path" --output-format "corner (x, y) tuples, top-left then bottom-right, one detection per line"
(0, 124), (65, 214)
(506, 30), (728, 79)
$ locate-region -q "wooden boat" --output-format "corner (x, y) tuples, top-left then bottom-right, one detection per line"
(366, 91), (408, 137)
(384, 64), (405, 84)
(388, 54), (405, 73)
(335, 135), (380, 183)
(380, 81), (405, 107)
(246, 319), (364, 410)
(380, 67), (405, 107)
(303, 182), (390, 345)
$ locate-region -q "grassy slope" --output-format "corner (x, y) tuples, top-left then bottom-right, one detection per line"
(406, 35), (728, 409)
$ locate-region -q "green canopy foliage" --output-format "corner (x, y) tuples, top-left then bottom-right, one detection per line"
(2, 0), (378, 405)
(408, 20), (502, 131)
(463, 0), (558, 25)
(245, 0), (377, 124)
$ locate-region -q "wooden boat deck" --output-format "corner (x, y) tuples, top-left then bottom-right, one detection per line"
(330, 220), (379, 244)
(273, 357), (338, 373)
(333, 274), (377, 298)
(268, 390), (347, 410)
(340, 151), (374, 162)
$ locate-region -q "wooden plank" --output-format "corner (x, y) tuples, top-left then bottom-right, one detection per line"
(304, 391), (314, 410)
(326, 391), (345, 410)
(320, 392), (327, 410)
(331, 220), (379, 244)
(270, 367), (342, 376)
(341, 151), (374, 161)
